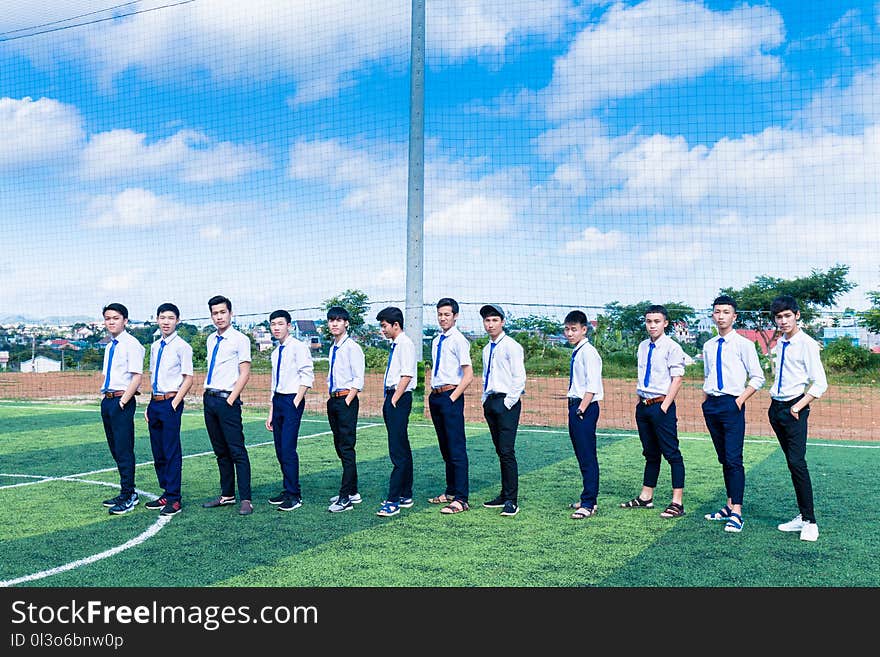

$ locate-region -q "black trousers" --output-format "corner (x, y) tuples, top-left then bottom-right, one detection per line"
(147, 398), (184, 503)
(482, 393), (521, 504)
(768, 396), (815, 523)
(327, 395), (359, 497)
(702, 394), (746, 505)
(383, 390), (413, 502)
(272, 393), (305, 498)
(101, 396), (137, 497)
(428, 390), (469, 502)
(203, 392), (251, 501)
(635, 401), (684, 490)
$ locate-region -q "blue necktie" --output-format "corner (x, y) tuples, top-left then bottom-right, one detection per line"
(777, 340), (790, 394)
(206, 335), (223, 386)
(643, 342), (655, 388)
(102, 338), (118, 392)
(383, 342), (396, 389)
(152, 339), (166, 394)
(715, 337), (725, 391)
(433, 334), (446, 378)
(329, 344), (338, 392)
(569, 346), (581, 391)
(274, 344), (285, 392)
(484, 340), (497, 391)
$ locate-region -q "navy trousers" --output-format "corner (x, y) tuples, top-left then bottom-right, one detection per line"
(768, 396), (815, 523)
(147, 397), (184, 503)
(203, 392), (251, 501)
(383, 390), (413, 502)
(568, 400), (600, 508)
(272, 393), (305, 498)
(635, 400), (685, 490)
(702, 394), (745, 505)
(101, 396), (137, 497)
(428, 389), (469, 502)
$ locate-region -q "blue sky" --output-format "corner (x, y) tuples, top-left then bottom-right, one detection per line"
(1, 0), (879, 328)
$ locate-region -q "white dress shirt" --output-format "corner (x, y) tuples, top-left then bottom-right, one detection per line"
(702, 331), (765, 397)
(271, 336), (314, 396)
(770, 329), (828, 401)
(481, 332), (526, 408)
(636, 334), (686, 398)
(204, 326), (252, 392)
(149, 332), (193, 394)
(101, 331), (145, 392)
(327, 335), (365, 393)
(430, 326), (472, 387)
(384, 332), (417, 392)
(568, 338), (604, 403)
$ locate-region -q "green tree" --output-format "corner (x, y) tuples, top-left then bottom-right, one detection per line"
(860, 290), (880, 334)
(720, 264), (856, 353)
(322, 289), (370, 338)
(505, 314), (562, 336)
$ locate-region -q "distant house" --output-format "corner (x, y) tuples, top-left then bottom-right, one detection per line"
(72, 326), (95, 340)
(823, 326), (862, 347)
(294, 320), (322, 351)
(49, 338), (79, 351)
(736, 329), (778, 355)
(20, 356), (61, 373)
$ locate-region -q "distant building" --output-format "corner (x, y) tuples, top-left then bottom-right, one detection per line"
(20, 356), (61, 373)
(735, 329), (778, 355)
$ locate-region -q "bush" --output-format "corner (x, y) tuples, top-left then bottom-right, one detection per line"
(821, 337), (873, 372)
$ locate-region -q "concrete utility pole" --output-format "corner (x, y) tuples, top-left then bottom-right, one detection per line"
(405, 0), (425, 361)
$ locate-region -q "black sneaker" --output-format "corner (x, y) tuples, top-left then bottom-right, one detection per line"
(145, 497), (167, 510)
(109, 493), (139, 515)
(268, 493), (287, 505)
(278, 497), (303, 512)
(482, 496), (505, 508)
(102, 493), (124, 508)
(501, 501), (519, 517)
(160, 501), (182, 516)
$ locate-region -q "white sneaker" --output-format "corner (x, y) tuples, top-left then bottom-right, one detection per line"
(777, 514), (806, 532)
(329, 493), (361, 504)
(799, 521), (819, 542)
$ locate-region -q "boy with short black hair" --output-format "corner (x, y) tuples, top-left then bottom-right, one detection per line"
(620, 304), (688, 518)
(768, 294), (827, 542)
(375, 306), (417, 518)
(479, 304), (526, 517)
(100, 302), (145, 515)
(701, 295), (764, 533)
(200, 295), (254, 516)
(325, 305), (366, 513)
(144, 302), (193, 516)
(265, 309), (314, 512)
(428, 297), (474, 514)
(563, 310), (604, 520)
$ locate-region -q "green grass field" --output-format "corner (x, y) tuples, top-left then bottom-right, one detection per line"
(1, 401), (878, 588)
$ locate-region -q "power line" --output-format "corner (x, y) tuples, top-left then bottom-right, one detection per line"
(0, 0), (197, 43)
(0, 2), (141, 37)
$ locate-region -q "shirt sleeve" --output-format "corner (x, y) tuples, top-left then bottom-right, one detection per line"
(804, 339), (828, 398)
(457, 334), (472, 368)
(350, 343), (366, 391)
(743, 340), (765, 390)
(126, 339), (145, 375)
(667, 341), (686, 378)
(297, 341), (315, 388)
(504, 341), (527, 408)
(583, 347), (603, 395)
(237, 332), (252, 363)
(397, 339), (417, 379)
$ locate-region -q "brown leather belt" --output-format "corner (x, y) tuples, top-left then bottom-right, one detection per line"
(330, 389), (351, 398)
(103, 391), (124, 399)
(431, 384), (456, 394)
(640, 395), (666, 406)
(151, 392), (177, 401)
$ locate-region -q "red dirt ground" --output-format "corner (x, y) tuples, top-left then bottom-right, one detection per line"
(1, 371), (877, 441)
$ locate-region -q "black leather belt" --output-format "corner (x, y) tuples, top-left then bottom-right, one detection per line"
(204, 389), (232, 399)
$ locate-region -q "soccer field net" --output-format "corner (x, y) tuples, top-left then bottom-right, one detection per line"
(1, 1), (878, 439)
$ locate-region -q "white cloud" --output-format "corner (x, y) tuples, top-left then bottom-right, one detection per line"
(100, 268), (148, 293)
(793, 61), (880, 133)
(81, 128), (269, 182)
(564, 226), (625, 254)
(0, 97), (83, 168)
(425, 195), (514, 236)
(86, 188), (211, 227)
(541, 0), (784, 118)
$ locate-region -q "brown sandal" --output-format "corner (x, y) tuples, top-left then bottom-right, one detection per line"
(440, 500), (469, 514)
(660, 502), (685, 518)
(428, 493), (454, 504)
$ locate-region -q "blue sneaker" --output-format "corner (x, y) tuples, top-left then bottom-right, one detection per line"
(377, 501), (400, 517)
(109, 493), (139, 515)
(398, 497), (414, 508)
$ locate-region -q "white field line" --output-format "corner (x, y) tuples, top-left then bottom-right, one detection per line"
(0, 423), (383, 586)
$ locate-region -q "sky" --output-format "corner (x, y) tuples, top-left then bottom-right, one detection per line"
(1, 0), (879, 329)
